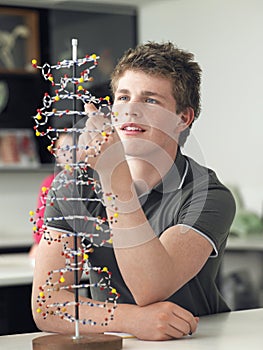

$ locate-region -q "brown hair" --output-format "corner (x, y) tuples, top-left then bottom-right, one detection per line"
(111, 41), (202, 146)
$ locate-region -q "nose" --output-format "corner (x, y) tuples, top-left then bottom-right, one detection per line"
(123, 102), (143, 118)
(112, 102), (145, 126)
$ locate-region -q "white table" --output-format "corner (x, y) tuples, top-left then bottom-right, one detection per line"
(0, 308), (262, 349)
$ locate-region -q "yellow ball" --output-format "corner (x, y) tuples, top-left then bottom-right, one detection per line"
(36, 308), (42, 313)
(54, 96), (60, 102)
(35, 131), (41, 137)
(29, 210), (35, 216)
(64, 164), (72, 171)
(59, 276), (65, 283)
(32, 59), (37, 65)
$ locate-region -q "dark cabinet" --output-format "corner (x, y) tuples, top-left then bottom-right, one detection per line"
(0, 4), (137, 165)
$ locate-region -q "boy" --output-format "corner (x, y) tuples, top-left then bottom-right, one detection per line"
(32, 42), (235, 341)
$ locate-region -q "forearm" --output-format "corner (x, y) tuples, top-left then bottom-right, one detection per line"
(32, 287), (199, 341)
(32, 239), (198, 341)
(32, 286), (132, 335)
(32, 229), (134, 336)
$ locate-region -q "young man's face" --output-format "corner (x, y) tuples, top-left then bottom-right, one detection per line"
(112, 69), (181, 159)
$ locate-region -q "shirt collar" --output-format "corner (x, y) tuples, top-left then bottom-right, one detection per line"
(153, 147), (188, 194)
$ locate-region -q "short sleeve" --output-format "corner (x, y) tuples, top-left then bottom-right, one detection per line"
(177, 178), (236, 255)
(44, 170), (109, 245)
(44, 171), (92, 234)
(44, 176), (76, 233)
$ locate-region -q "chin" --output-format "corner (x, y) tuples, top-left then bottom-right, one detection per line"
(124, 145), (157, 159)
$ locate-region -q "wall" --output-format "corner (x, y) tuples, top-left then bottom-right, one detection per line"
(0, 0), (262, 245)
(0, 4), (137, 247)
(139, 0), (263, 215)
(0, 171), (50, 247)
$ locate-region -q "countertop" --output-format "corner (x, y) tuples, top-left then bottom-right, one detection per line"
(0, 308), (262, 349)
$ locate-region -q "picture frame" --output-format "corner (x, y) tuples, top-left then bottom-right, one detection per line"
(0, 7), (40, 74)
(0, 129), (39, 167)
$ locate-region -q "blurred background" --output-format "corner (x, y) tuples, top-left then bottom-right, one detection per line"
(0, 0), (262, 335)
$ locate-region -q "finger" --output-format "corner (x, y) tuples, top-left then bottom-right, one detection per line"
(180, 315), (198, 336)
(85, 102), (97, 115)
(187, 315), (199, 335)
(85, 104), (109, 131)
(165, 323), (185, 339)
(171, 306), (199, 335)
(169, 314), (192, 337)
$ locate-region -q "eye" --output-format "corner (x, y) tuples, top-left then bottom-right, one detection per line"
(117, 95), (129, 102)
(145, 97), (158, 104)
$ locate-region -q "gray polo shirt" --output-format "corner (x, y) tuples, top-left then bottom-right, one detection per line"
(45, 148), (235, 316)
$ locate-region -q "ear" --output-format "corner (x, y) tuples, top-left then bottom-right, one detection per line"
(177, 107), (195, 132)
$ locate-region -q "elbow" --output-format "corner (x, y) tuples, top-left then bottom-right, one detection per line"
(131, 284), (176, 306)
(32, 310), (46, 332)
(132, 289), (164, 307)
(32, 308), (56, 333)
(32, 294), (50, 332)
(134, 298), (152, 307)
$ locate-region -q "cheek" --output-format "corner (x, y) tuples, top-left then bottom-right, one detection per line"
(152, 128), (171, 142)
(144, 105), (180, 136)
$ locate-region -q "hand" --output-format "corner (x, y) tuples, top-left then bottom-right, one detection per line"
(78, 103), (124, 172)
(127, 301), (199, 341)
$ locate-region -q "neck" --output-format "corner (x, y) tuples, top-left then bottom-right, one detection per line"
(126, 145), (178, 196)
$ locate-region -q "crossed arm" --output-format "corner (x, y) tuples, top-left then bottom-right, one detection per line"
(32, 229), (200, 340)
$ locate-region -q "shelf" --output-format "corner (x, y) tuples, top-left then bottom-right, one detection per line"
(0, 164), (54, 173)
(226, 234), (263, 251)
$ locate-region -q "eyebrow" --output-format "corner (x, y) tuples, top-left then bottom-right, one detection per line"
(115, 89), (166, 99)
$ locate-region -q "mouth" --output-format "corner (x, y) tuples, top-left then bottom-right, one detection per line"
(120, 123), (146, 134)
